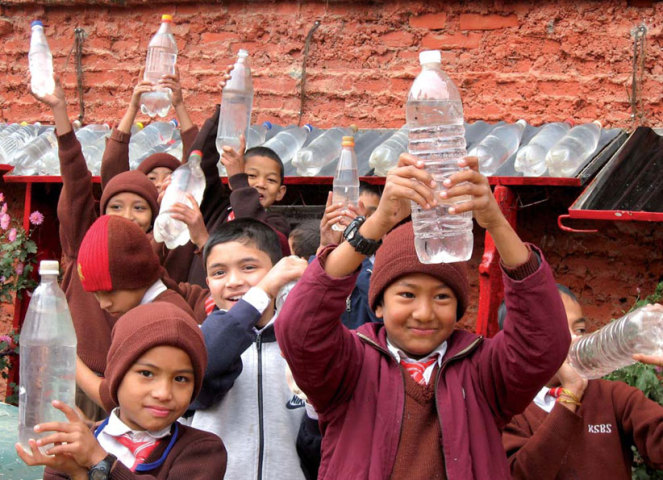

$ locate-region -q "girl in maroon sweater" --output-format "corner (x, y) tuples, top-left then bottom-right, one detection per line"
(16, 302), (227, 480)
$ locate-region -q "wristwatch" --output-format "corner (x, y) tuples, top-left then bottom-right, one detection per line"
(343, 216), (382, 256)
(88, 453), (117, 480)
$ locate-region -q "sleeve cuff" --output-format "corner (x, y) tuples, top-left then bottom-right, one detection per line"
(501, 245), (541, 280)
(109, 128), (131, 144)
(242, 287), (271, 314)
(228, 173), (250, 190)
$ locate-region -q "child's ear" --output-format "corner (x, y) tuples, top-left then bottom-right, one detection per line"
(375, 304), (384, 319)
(276, 184), (286, 202)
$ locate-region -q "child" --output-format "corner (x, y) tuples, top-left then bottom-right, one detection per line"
(16, 301), (227, 479)
(288, 219), (320, 260)
(502, 289), (663, 479)
(358, 182), (381, 218)
(32, 79), (162, 420)
(189, 218), (308, 480)
(100, 67), (198, 192)
(275, 154), (571, 479)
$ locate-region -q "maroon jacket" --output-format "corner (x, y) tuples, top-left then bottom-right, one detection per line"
(275, 245), (570, 480)
(503, 379), (663, 479)
(43, 423), (227, 479)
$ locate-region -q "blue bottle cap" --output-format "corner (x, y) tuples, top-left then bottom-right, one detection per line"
(304, 124), (313, 132)
(31, 20), (44, 28)
(262, 121), (272, 130)
(169, 118), (179, 127)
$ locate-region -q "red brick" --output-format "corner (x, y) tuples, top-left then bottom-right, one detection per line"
(422, 32), (482, 49)
(460, 13), (519, 30)
(409, 13), (447, 30)
(201, 32), (240, 44)
(379, 31), (415, 48)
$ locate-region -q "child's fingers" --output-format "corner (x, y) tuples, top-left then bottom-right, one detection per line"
(51, 400), (81, 423)
(387, 171), (437, 206)
(388, 164), (436, 189)
(461, 155), (480, 172)
(439, 181), (490, 203)
(396, 153), (422, 169)
(325, 191), (333, 207)
(15, 442), (38, 464)
(34, 420), (74, 434)
(36, 431), (74, 448)
(385, 175), (435, 209)
(443, 168), (487, 189)
(445, 195), (491, 216)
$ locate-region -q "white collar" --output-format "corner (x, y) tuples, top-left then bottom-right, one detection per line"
(386, 338), (447, 367)
(533, 387), (557, 413)
(140, 279), (168, 305)
(103, 408), (172, 440)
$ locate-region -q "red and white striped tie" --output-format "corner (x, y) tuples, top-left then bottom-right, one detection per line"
(400, 356), (438, 385)
(116, 434), (160, 471)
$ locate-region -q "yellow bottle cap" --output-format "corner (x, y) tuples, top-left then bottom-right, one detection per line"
(135, 122), (144, 130)
(342, 136), (355, 147)
(161, 14), (173, 22)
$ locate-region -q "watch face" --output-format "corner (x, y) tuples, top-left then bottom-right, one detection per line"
(90, 469), (108, 480)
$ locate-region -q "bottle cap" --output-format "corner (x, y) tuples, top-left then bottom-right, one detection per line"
(238, 49), (249, 58)
(304, 124), (313, 133)
(342, 136), (355, 147)
(188, 149), (203, 160)
(39, 260), (60, 275)
(349, 124), (358, 133)
(419, 50), (441, 65)
(135, 122), (144, 130)
(161, 14), (173, 22)
(592, 120), (602, 128)
(262, 121), (273, 130)
(563, 118), (575, 127)
(169, 118), (179, 127)
(31, 20), (44, 28)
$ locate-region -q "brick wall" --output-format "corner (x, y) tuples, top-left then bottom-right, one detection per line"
(0, 0), (662, 129)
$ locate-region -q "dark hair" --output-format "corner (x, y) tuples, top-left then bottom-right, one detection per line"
(289, 220), (320, 260)
(203, 218), (283, 267)
(245, 146), (285, 184)
(359, 182), (381, 197)
(497, 283), (578, 330)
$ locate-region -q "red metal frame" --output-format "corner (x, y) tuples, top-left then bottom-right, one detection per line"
(3, 175), (101, 184)
(567, 208), (663, 222)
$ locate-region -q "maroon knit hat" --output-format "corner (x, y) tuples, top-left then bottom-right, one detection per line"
(99, 302), (207, 412)
(137, 153), (181, 175)
(77, 215), (161, 292)
(368, 222), (470, 320)
(100, 170), (159, 220)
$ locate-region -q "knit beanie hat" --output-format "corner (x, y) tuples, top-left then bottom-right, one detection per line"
(78, 215), (161, 292)
(368, 222), (470, 320)
(100, 170), (159, 220)
(99, 302), (207, 412)
(137, 153), (181, 175)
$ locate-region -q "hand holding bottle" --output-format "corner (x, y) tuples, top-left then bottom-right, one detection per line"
(257, 255), (309, 300)
(168, 193), (209, 249)
(220, 134), (246, 178)
(30, 76), (66, 111)
(158, 66), (185, 107)
(319, 191), (360, 249)
(555, 360), (588, 412)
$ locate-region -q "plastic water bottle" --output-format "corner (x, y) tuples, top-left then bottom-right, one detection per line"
(331, 136), (359, 232)
(514, 122), (571, 177)
(546, 121), (602, 177)
(11, 130), (58, 175)
(216, 50), (254, 156)
(263, 125), (313, 164)
(406, 50), (472, 264)
(293, 127), (354, 176)
(469, 120), (527, 176)
(0, 125), (38, 164)
(246, 122), (272, 149)
(18, 260), (77, 454)
(153, 150), (206, 248)
(276, 281), (297, 312)
(140, 14), (178, 118)
(29, 20), (55, 97)
(129, 120), (178, 167)
(568, 305), (663, 379)
(369, 125), (409, 176)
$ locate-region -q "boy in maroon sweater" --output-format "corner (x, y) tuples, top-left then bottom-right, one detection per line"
(502, 289), (663, 479)
(276, 154), (570, 479)
(16, 302), (227, 480)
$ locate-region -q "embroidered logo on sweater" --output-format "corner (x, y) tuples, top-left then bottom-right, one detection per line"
(587, 423), (613, 434)
(286, 395), (306, 410)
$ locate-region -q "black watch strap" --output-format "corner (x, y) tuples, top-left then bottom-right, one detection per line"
(343, 216), (382, 256)
(88, 453), (117, 480)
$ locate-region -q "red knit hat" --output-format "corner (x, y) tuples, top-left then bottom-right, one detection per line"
(78, 215), (161, 292)
(100, 170), (159, 220)
(368, 221), (469, 320)
(137, 153), (181, 175)
(99, 302), (207, 412)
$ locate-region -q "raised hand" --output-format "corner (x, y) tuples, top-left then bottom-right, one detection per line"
(169, 193), (209, 249)
(257, 255), (308, 299)
(158, 66), (184, 107)
(220, 134), (247, 178)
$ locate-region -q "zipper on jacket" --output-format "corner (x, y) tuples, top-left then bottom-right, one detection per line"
(256, 333), (264, 480)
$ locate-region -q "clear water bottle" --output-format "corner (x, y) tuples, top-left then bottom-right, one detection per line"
(18, 260), (77, 454)
(331, 136), (359, 232)
(246, 121), (273, 149)
(0, 125), (38, 164)
(262, 124), (313, 164)
(216, 50), (254, 158)
(11, 130), (58, 175)
(568, 305), (663, 379)
(293, 127), (353, 177)
(140, 14), (178, 118)
(469, 120), (527, 176)
(546, 121), (602, 177)
(129, 120), (178, 166)
(406, 50), (472, 264)
(514, 122), (571, 177)
(29, 20), (55, 97)
(153, 149), (206, 248)
(369, 125), (409, 177)
(276, 281), (297, 312)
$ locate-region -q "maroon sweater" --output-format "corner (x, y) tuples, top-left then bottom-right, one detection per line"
(56, 131), (205, 374)
(43, 423), (227, 480)
(502, 379), (663, 479)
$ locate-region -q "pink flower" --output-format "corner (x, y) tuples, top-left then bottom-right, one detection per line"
(0, 192), (4, 202)
(0, 202), (6, 214)
(0, 213), (9, 230)
(29, 210), (44, 226)
(8, 228), (16, 242)
(16, 263), (24, 276)
(0, 335), (10, 345)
